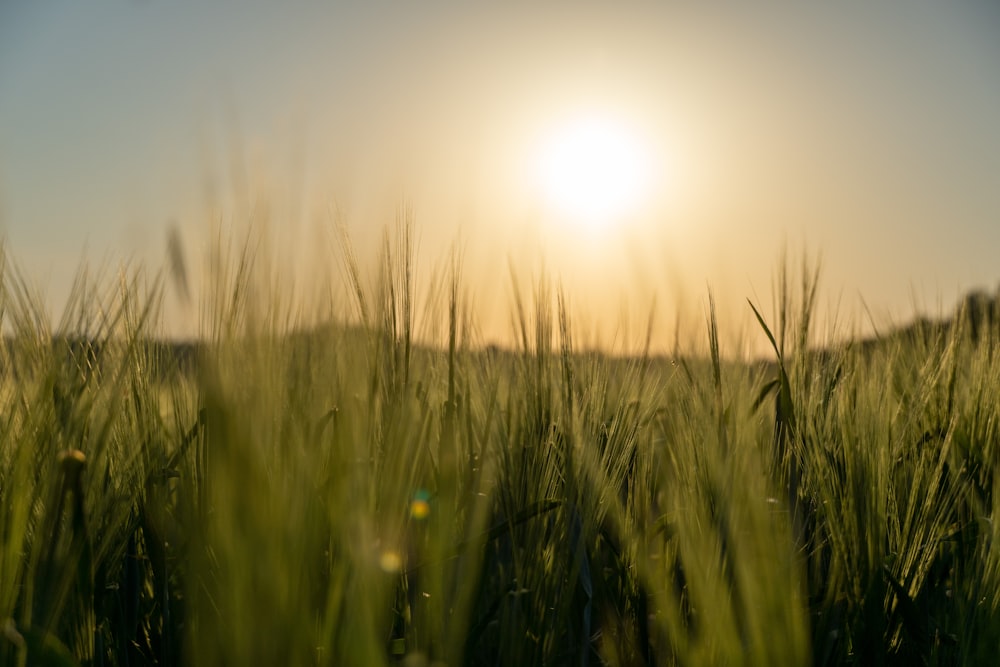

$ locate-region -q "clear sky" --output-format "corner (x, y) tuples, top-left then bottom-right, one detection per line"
(2, 0), (1000, 351)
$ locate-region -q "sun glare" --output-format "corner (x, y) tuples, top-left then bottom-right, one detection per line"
(534, 114), (652, 229)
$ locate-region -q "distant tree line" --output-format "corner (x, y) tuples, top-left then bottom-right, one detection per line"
(958, 287), (999, 344)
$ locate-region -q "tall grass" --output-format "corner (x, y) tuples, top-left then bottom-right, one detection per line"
(0, 225), (998, 666)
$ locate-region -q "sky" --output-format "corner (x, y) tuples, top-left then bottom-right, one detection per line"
(2, 0), (1000, 352)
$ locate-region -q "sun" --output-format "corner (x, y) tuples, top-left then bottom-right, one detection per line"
(533, 114), (652, 229)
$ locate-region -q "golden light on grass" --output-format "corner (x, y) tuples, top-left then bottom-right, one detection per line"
(379, 550), (403, 573)
(533, 113), (652, 229)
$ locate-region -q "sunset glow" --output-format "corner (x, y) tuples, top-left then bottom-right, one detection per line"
(2, 2), (1000, 346)
(533, 115), (652, 229)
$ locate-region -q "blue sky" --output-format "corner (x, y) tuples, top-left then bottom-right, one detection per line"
(2, 1), (1000, 348)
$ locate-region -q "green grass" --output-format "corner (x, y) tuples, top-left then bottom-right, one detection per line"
(1, 227), (999, 666)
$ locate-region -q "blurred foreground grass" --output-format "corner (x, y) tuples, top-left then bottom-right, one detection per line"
(1, 226), (999, 666)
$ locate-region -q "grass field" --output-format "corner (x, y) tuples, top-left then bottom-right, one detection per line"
(1, 226), (999, 666)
